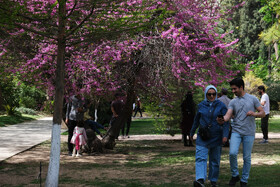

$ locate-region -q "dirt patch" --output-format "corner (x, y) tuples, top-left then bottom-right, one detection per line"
(0, 135), (197, 186)
(1, 136), (280, 186)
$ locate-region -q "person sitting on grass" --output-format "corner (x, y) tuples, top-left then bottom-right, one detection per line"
(84, 100), (108, 137)
(71, 120), (88, 157)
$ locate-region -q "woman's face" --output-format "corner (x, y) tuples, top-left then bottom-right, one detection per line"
(206, 89), (216, 102)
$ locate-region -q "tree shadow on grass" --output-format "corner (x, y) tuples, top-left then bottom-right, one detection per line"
(0, 115), (35, 127)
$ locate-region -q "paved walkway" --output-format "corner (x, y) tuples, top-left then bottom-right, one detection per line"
(1, 117), (280, 162)
(0, 117), (56, 162)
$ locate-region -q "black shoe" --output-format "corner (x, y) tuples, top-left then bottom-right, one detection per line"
(193, 179), (205, 187)
(211, 181), (217, 187)
(240, 181), (247, 187)
(68, 151), (72, 156)
(229, 176), (240, 186)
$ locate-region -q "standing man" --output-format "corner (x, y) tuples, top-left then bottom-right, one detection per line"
(218, 88), (231, 147)
(65, 94), (86, 156)
(218, 78), (265, 187)
(109, 93), (124, 139)
(258, 85), (270, 144)
(218, 88), (231, 108)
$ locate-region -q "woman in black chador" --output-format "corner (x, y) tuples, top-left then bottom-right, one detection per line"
(180, 91), (195, 146)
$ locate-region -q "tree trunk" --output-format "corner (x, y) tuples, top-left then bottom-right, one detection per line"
(274, 42), (279, 61)
(275, 14), (279, 61)
(102, 74), (136, 149)
(0, 85), (3, 111)
(45, 0), (66, 186)
(268, 45), (272, 78)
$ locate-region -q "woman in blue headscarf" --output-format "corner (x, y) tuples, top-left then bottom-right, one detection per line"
(190, 85), (229, 187)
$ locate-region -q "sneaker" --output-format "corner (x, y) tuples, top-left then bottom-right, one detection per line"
(76, 154), (81, 157)
(229, 176), (240, 186)
(68, 151), (73, 156)
(259, 139), (268, 144)
(193, 179), (205, 187)
(240, 181), (247, 187)
(211, 181), (217, 187)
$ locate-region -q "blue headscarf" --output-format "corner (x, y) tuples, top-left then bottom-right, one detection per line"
(204, 85), (218, 101)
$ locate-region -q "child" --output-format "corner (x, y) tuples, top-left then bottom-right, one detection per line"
(70, 120), (88, 157)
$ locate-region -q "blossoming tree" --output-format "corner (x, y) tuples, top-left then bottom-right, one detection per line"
(0, 0), (239, 185)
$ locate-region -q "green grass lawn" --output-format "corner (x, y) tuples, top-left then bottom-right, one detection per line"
(0, 114), (41, 127)
(129, 118), (164, 135)
(255, 116), (280, 133)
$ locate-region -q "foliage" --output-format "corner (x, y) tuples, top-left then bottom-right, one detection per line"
(16, 107), (37, 115)
(3, 105), (21, 116)
(18, 83), (46, 110)
(222, 0), (269, 65)
(0, 77), (20, 108)
(243, 71), (265, 96)
(250, 57), (269, 81)
(259, 0), (280, 45)
(266, 83), (280, 102)
(266, 83), (280, 110)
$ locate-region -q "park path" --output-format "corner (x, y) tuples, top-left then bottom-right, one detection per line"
(0, 117), (60, 162)
(1, 117), (280, 162)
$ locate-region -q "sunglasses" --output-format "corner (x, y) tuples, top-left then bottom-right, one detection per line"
(207, 93), (216, 97)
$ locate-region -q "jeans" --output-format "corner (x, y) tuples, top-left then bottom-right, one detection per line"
(195, 145), (222, 182)
(85, 120), (104, 135)
(229, 132), (255, 183)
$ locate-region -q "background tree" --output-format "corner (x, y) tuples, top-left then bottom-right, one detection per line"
(259, 0), (280, 81)
(222, 0), (269, 78)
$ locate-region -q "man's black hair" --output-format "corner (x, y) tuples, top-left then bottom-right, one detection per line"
(258, 85), (265, 92)
(114, 92), (122, 98)
(221, 88), (228, 95)
(229, 78), (245, 89)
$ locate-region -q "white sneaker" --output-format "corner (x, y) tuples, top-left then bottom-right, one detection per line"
(76, 154), (81, 157)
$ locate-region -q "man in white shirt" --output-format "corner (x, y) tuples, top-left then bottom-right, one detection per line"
(258, 85), (270, 144)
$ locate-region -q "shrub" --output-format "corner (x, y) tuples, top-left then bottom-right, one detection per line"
(0, 78), (20, 109)
(16, 107), (37, 115)
(3, 105), (21, 116)
(19, 84), (46, 110)
(267, 84), (280, 104)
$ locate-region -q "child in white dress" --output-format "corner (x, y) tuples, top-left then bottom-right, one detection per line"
(70, 121), (87, 157)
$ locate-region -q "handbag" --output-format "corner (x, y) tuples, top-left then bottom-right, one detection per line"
(199, 125), (211, 141)
(198, 105), (217, 141)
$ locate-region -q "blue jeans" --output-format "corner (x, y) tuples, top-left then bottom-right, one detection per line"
(85, 120), (104, 135)
(195, 145), (222, 182)
(229, 132), (255, 183)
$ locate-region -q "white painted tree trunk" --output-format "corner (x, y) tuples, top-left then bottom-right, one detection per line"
(45, 124), (61, 187)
